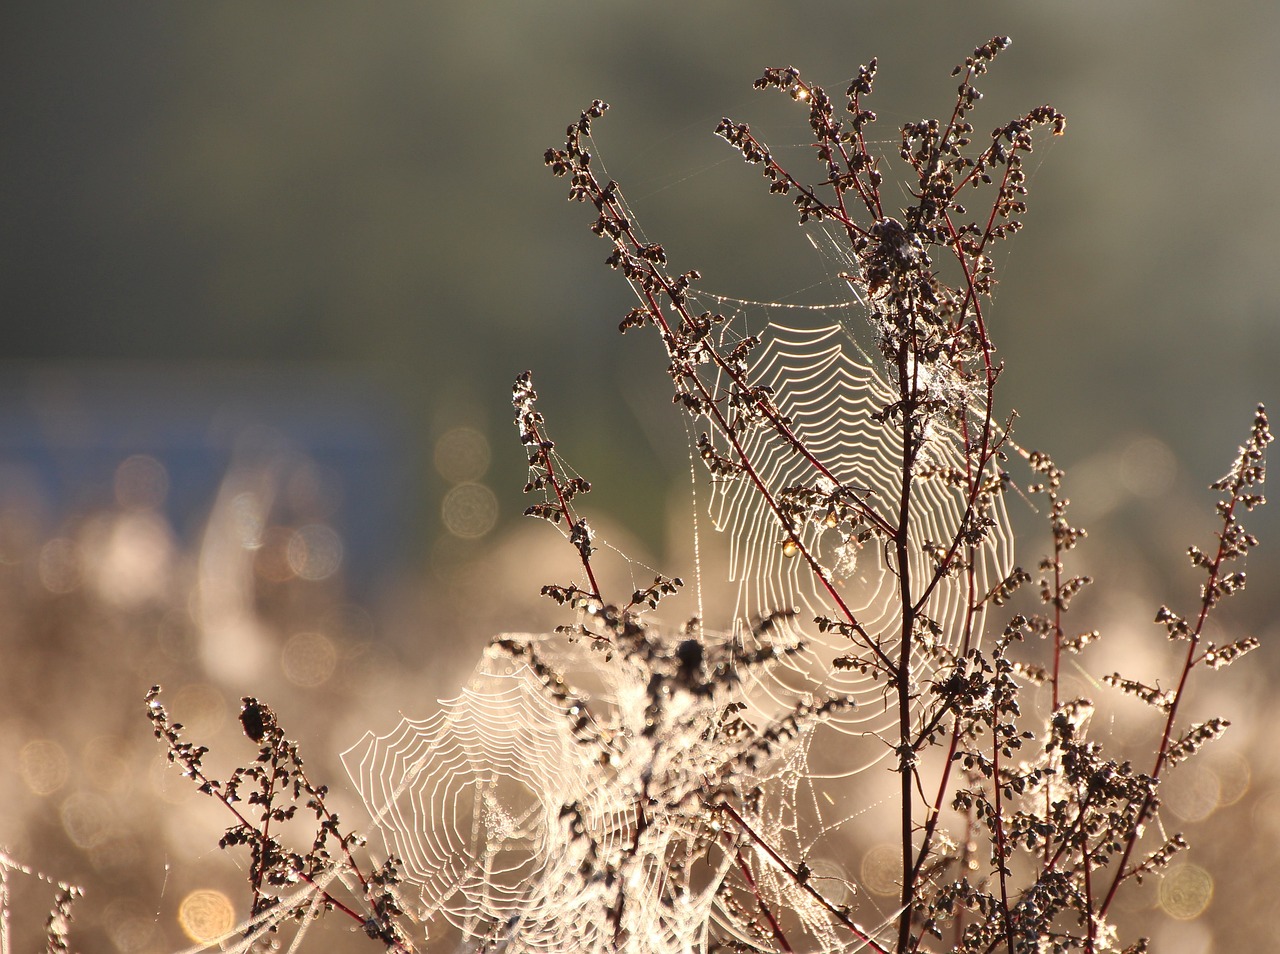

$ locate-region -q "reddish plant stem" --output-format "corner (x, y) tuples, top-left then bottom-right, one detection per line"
(717, 802), (889, 954)
(908, 717), (964, 889)
(1099, 482), (1247, 917)
(249, 759), (277, 920)
(593, 128), (895, 541)
(155, 730), (411, 952)
(627, 268), (896, 674)
(990, 736), (1015, 954)
(731, 845), (795, 954)
(894, 321), (922, 954)
(525, 414), (604, 604)
(570, 158), (901, 670)
(909, 209), (1002, 617)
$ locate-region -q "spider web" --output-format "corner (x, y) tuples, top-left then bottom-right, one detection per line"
(343, 275), (1015, 952)
(344, 631), (908, 953)
(343, 636), (744, 952)
(343, 664), (581, 931)
(345, 131), (1017, 947)
(592, 150), (1015, 766)
(686, 278), (1016, 775)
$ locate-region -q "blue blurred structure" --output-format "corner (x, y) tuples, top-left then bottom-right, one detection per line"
(0, 362), (409, 599)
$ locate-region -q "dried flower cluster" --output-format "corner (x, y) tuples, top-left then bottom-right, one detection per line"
(145, 688), (413, 951)
(145, 37), (1267, 954)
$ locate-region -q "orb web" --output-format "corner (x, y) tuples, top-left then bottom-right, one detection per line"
(687, 288), (1016, 773)
(344, 635), (771, 952)
(342, 655), (590, 937)
(347, 627), (926, 952)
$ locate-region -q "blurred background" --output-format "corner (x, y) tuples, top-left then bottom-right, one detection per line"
(1, 2), (1277, 951)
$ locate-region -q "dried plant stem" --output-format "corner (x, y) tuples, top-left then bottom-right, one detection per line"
(1100, 415), (1268, 917)
(717, 802), (890, 953)
(524, 406), (604, 603)
(732, 846), (795, 954)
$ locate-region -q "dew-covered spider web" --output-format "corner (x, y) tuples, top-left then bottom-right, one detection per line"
(684, 271), (1017, 776)
(343, 630), (905, 953)
(343, 635), (733, 952)
(345, 170), (1016, 949)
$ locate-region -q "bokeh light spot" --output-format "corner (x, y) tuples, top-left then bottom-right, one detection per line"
(860, 843), (900, 897)
(1159, 863), (1213, 920)
(60, 790), (111, 848)
(1210, 750), (1250, 807)
(1251, 787), (1280, 839)
(104, 897), (159, 952)
(173, 683), (228, 739)
(434, 427), (491, 484)
(255, 525), (297, 582)
(286, 524), (343, 580)
(93, 511), (174, 607)
(282, 631), (338, 688)
(231, 492), (265, 549)
(38, 537), (82, 593)
(19, 739), (69, 795)
(1161, 764), (1221, 822)
(805, 858), (853, 906)
(1120, 436), (1176, 497)
(114, 454), (169, 510)
(178, 889), (235, 944)
(83, 735), (132, 793)
(442, 482), (498, 539)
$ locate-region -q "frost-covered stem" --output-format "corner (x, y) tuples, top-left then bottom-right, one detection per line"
(611, 784), (652, 948)
(1, 862), (10, 954)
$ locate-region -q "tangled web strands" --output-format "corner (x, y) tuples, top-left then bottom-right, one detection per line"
(343, 635), (896, 953)
(343, 638), (727, 953)
(691, 291), (1015, 772)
